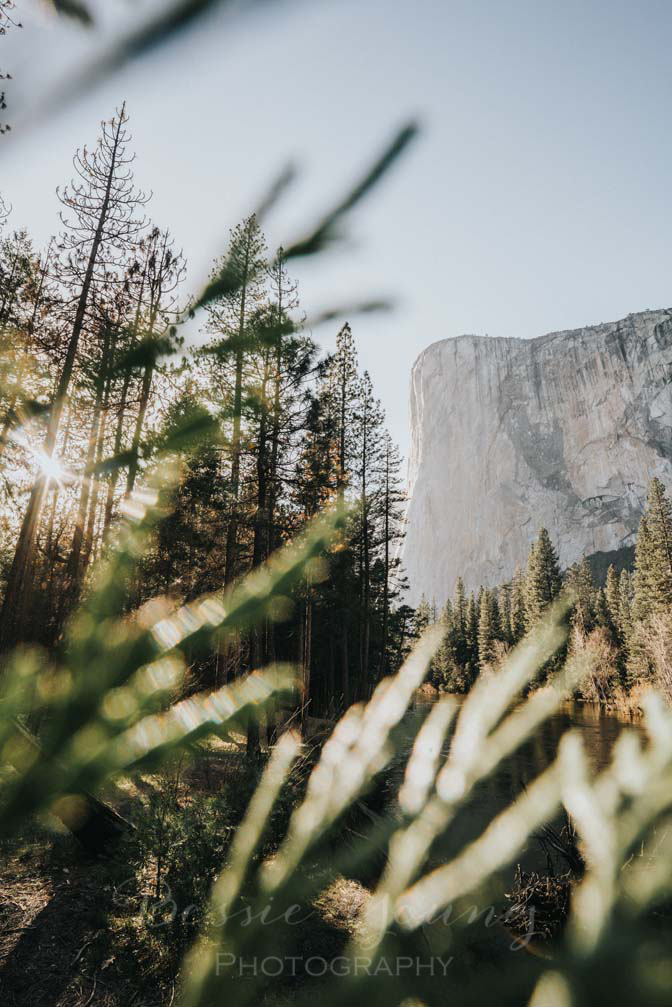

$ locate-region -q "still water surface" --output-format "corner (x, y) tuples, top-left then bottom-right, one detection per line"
(394, 699), (641, 872)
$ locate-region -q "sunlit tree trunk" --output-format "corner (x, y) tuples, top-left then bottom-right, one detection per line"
(67, 317), (112, 589)
(0, 109), (135, 650)
(224, 243), (250, 587)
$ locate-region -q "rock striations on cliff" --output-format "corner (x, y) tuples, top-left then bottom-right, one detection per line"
(402, 309), (672, 605)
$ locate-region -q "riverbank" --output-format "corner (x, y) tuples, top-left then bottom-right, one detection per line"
(527, 683), (651, 721)
(435, 681), (652, 721)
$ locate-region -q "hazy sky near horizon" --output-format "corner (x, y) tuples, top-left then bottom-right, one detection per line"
(3, 0), (672, 462)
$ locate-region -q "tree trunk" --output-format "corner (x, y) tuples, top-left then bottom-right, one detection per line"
(379, 444), (390, 683)
(124, 302), (158, 498)
(0, 113), (126, 651)
(81, 365), (113, 574)
(102, 367), (132, 537)
(66, 391), (104, 589)
(223, 240), (251, 586)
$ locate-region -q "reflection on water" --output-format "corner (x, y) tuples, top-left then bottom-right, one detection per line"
(395, 699), (641, 872)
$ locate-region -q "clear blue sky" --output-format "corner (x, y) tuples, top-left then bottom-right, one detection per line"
(3, 0), (672, 462)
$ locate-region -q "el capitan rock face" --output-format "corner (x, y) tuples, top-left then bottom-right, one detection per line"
(402, 309), (672, 605)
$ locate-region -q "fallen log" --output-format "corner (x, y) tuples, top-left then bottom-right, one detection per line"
(6, 718), (133, 855)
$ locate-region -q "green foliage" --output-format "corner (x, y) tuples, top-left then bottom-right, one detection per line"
(477, 587), (497, 668)
(627, 479), (672, 684)
(605, 564), (620, 629)
(430, 492), (672, 704)
(0, 100), (415, 712)
(3, 10), (672, 1002)
(130, 780), (239, 947)
(160, 592), (672, 1007)
(565, 557), (595, 634)
(525, 527), (562, 629)
(633, 478), (672, 620)
(0, 473), (345, 834)
(2, 465), (672, 1005)
(618, 568), (633, 642)
(510, 566), (527, 643)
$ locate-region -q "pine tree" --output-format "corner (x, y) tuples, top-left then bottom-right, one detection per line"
(618, 569), (633, 643)
(453, 577), (467, 632)
(413, 595), (432, 636)
(330, 323), (359, 497)
(203, 214), (267, 586)
(265, 248), (306, 556)
(0, 105), (148, 649)
(524, 528), (561, 628)
(354, 370), (384, 693)
(430, 601), (452, 687)
(566, 557), (595, 634)
(125, 226), (186, 496)
(0, 227), (35, 328)
(378, 432), (406, 680)
(0, 231), (58, 466)
(628, 481), (672, 685)
(451, 577), (468, 664)
(324, 323), (359, 705)
(490, 587), (501, 641)
(498, 581), (512, 645)
(593, 588), (613, 633)
(633, 515), (651, 615)
(632, 479), (672, 624)
(605, 565), (621, 635)
(643, 477), (672, 610)
(465, 592), (479, 671)
(478, 588), (497, 669)
(510, 566), (527, 643)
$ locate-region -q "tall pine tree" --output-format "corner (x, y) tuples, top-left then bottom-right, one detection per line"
(524, 527), (561, 628)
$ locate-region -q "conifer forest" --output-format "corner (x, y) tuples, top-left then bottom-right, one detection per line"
(0, 104), (409, 726)
(1, 4), (672, 1007)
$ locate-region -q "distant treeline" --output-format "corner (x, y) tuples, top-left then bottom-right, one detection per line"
(417, 477), (672, 704)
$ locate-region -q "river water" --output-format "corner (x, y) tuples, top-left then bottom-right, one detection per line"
(394, 699), (641, 873)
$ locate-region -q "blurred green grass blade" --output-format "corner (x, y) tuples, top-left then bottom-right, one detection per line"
(260, 626), (442, 892)
(282, 122), (419, 260)
(32, 1), (279, 123)
(307, 298), (394, 328)
(84, 408), (220, 478)
(99, 0), (269, 62)
(36, 499), (344, 765)
(448, 592), (573, 774)
(109, 333), (177, 374)
(183, 729), (301, 1007)
(101, 665), (297, 773)
(0, 666), (295, 831)
(46, 0), (93, 24)
(357, 602), (586, 959)
(398, 695), (457, 817)
(395, 742), (568, 928)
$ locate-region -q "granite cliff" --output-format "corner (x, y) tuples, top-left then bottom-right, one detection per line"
(402, 309), (672, 605)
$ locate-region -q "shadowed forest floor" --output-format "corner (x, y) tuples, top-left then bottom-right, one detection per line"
(0, 726), (540, 1007)
(0, 735), (371, 1007)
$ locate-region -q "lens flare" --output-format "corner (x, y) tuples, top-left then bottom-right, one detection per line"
(36, 451), (67, 483)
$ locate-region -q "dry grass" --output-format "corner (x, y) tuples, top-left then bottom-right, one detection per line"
(503, 866), (574, 945)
